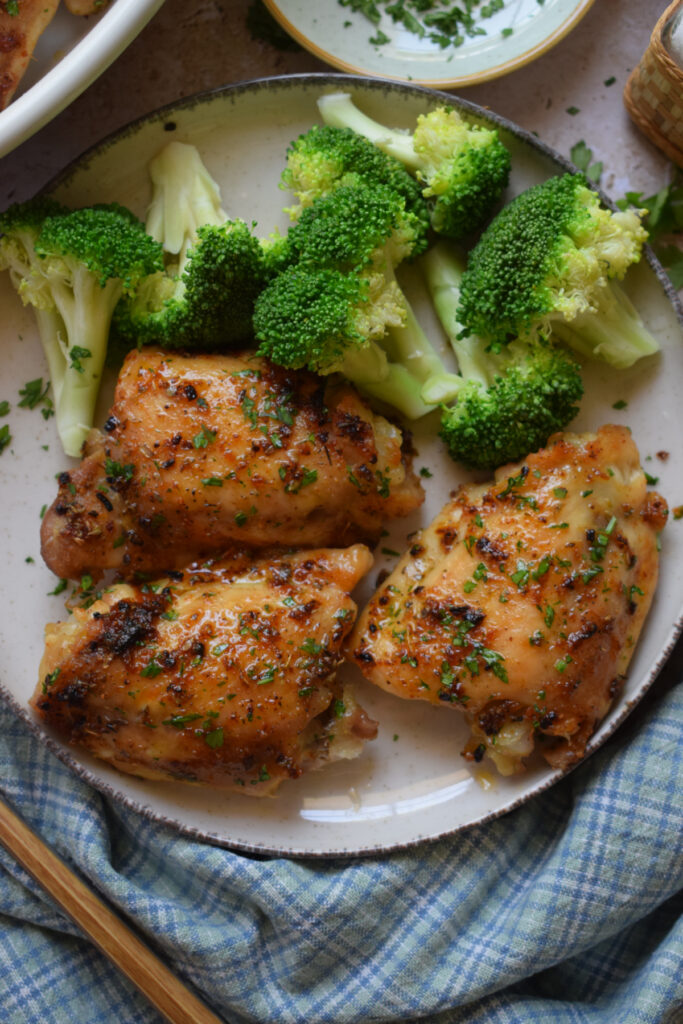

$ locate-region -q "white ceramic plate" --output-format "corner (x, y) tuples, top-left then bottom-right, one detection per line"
(263, 0), (596, 87)
(1, 74), (682, 858)
(0, 0), (164, 159)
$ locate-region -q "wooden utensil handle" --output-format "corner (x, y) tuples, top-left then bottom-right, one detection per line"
(0, 793), (225, 1024)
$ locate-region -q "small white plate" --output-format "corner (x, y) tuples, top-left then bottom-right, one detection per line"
(0, 0), (164, 159)
(263, 0), (596, 87)
(1, 74), (681, 858)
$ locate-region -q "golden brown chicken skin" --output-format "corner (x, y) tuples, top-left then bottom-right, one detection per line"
(349, 426), (667, 775)
(32, 545), (377, 794)
(0, 0), (59, 110)
(41, 348), (423, 580)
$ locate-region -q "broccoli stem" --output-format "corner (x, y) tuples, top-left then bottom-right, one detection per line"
(33, 307), (68, 409)
(318, 93), (421, 172)
(551, 280), (660, 369)
(47, 271), (123, 457)
(420, 243), (491, 385)
(355, 363), (436, 420)
(146, 141), (227, 264)
(338, 340), (436, 419)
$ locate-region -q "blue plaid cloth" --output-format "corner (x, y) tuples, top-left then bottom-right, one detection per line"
(1, 661), (682, 1023)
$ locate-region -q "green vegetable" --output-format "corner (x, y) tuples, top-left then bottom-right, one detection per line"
(317, 92), (510, 239)
(0, 199), (163, 457)
(255, 180), (459, 418)
(456, 173), (659, 369)
(280, 122), (430, 239)
(113, 142), (284, 350)
(616, 169), (683, 290)
(337, 0), (506, 49)
(420, 242), (583, 470)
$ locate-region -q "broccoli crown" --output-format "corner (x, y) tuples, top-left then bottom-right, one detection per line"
(287, 180), (424, 273)
(281, 124), (430, 240)
(457, 173), (648, 346)
(0, 196), (68, 237)
(439, 341), (584, 470)
(254, 264), (397, 374)
(0, 197), (69, 303)
(35, 203), (163, 291)
(412, 107), (510, 239)
(114, 219), (270, 349)
(260, 230), (292, 278)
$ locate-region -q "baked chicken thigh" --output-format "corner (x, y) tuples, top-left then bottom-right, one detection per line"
(349, 426), (667, 774)
(0, 0), (60, 109)
(32, 545), (377, 794)
(41, 348), (423, 579)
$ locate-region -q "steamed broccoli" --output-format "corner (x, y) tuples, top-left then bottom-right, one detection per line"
(113, 219), (277, 349)
(114, 141), (284, 350)
(456, 173), (660, 368)
(0, 196), (70, 392)
(317, 92), (510, 240)
(280, 122), (430, 249)
(0, 200), (163, 457)
(421, 243), (584, 470)
(256, 180), (460, 417)
(253, 265), (435, 420)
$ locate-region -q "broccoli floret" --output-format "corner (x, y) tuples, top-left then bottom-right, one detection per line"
(258, 180), (460, 416)
(114, 141), (282, 350)
(288, 179), (424, 273)
(253, 265), (435, 420)
(0, 200), (163, 457)
(317, 92), (510, 240)
(421, 242), (583, 470)
(0, 196), (71, 392)
(114, 219), (274, 349)
(457, 173), (659, 368)
(280, 122), (430, 249)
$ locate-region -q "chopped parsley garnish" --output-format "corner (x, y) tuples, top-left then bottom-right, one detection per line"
(204, 728), (224, 749)
(612, 399), (628, 410)
(0, 401), (9, 416)
(140, 659), (162, 678)
(570, 140), (603, 184)
(18, 377), (51, 410)
(48, 578), (67, 596)
(163, 713), (203, 728)
(104, 457), (134, 482)
(192, 425), (216, 448)
(0, 424), (11, 454)
(42, 667), (60, 693)
(300, 637), (323, 655)
(68, 346), (92, 374)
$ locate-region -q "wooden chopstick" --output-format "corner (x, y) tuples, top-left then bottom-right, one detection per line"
(0, 792), (226, 1024)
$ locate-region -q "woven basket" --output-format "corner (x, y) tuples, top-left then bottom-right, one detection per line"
(624, 0), (683, 167)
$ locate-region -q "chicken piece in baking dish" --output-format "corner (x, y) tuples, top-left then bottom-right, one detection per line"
(31, 545), (377, 794)
(41, 348), (423, 579)
(0, 0), (60, 110)
(349, 426), (667, 775)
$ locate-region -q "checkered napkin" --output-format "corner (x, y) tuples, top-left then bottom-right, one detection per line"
(1, 670), (681, 1024)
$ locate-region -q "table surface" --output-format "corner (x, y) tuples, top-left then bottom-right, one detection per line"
(1, 0), (681, 700)
(0, 0), (676, 205)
